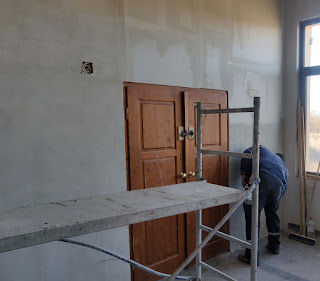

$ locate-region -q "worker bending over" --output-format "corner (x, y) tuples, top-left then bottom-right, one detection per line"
(238, 145), (288, 265)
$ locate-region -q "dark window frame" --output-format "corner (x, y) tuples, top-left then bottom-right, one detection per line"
(299, 16), (320, 175)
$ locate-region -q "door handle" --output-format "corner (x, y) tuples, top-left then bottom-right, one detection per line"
(189, 171), (196, 178)
(179, 173), (187, 179)
(178, 126), (195, 141)
(181, 130), (194, 138)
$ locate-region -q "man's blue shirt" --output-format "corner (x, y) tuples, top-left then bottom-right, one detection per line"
(240, 146), (288, 193)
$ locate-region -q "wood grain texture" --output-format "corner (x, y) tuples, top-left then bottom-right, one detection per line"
(298, 99), (307, 235)
(126, 83), (185, 280)
(124, 83), (231, 279)
(184, 90), (229, 263)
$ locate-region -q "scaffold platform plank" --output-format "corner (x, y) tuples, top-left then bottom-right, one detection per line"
(0, 181), (243, 253)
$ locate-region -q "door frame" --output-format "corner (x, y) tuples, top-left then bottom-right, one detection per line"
(123, 82), (229, 280)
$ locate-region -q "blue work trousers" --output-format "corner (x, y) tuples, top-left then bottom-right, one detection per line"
(243, 171), (286, 250)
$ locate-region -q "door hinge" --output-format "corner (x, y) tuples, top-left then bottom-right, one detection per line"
(125, 107), (128, 120)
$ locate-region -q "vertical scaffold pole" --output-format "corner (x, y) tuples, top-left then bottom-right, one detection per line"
(196, 102), (203, 281)
(195, 210), (202, 281)
(251, 97), (260, 281)
(196, 102), (203, 181)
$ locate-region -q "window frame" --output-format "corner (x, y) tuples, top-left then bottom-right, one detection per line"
(299, 17), (320, 176)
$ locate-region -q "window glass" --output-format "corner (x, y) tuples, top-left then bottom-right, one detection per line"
(305, 23), (320, 67)
(306, 75), (320, 172)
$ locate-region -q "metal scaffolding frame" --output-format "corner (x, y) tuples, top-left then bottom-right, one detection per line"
(168, 97), (261, 281)
(0, 98), (260, 281)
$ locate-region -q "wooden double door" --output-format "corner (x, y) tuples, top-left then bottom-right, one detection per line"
(124, 83), (229, 281)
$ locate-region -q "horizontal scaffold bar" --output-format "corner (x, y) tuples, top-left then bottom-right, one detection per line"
(200, 150), (254, 159)
(199, 107), (254, 114)
(200, 262), (237, 281)
(200, 225), (251, 248)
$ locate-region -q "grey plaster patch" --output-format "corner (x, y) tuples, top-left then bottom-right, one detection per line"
(165, 0), (199, 34)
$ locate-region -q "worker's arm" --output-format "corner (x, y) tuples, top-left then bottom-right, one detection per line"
(240, 148), (253, 187)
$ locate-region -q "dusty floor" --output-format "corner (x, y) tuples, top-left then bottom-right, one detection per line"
(182, 233), (320, 281)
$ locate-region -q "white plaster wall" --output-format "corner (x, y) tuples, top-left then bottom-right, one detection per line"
(124, 0), (284, 248)
(0, 1), (130, 281)
(283, 0), (320, 231)
(0, 0), (283, 280)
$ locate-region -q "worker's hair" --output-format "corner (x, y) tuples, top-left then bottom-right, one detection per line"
(276, 153), (285, 162)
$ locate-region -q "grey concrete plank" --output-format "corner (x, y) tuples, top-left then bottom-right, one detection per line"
(0, 181), (243, 253)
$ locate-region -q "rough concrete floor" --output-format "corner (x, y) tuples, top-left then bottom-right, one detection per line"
(182, 234), (320, 281)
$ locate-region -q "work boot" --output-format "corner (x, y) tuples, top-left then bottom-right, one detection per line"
(238, 248), (260, 266)
(266, 243), (279, 254)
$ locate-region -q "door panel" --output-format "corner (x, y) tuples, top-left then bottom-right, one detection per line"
(184, 90), (229, 262)
(126, 84), (185, 281)
(141, 102), (176, 150)
(126, 83), (230, 280)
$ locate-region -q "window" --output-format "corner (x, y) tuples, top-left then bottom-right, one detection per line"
(300, 17), (320, 174)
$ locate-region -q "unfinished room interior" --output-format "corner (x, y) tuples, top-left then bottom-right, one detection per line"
(2, 0), (320, 280)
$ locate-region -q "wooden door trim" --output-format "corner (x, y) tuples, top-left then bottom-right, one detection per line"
(123, 86), (135, 281)
(124, 81), (227, 95)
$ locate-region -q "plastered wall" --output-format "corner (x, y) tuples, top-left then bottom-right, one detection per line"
(0, 1), (131, 280)
(283, 0), (320, 231)
(124, 0), (284, 248)
(0, 0), (283, 280)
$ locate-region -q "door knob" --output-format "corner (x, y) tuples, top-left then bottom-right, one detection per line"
(189, 171), (196, 178)
(179, 173), (187, 179)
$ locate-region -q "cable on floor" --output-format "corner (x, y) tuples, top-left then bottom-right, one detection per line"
(59, 238), (195, 281)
